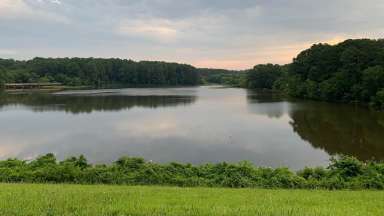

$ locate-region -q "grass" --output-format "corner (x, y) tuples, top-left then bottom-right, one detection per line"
(0, 184), (383, 216)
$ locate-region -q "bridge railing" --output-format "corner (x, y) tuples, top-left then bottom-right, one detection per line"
(4, 83), (62, 89)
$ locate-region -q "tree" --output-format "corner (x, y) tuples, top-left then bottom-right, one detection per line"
(0, 66), (5, 88)
(0, 57), (201, 87)
(361, 66), (384, 102)
(279, 39), (384, 108)
(372, 89), (384, 110)
(246, 64), (282, 89)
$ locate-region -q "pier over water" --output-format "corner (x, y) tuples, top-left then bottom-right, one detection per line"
(4, 83), (62, 89)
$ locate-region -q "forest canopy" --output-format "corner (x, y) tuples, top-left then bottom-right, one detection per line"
(245, 39), (384, 109)
(246, 64), (284, 89)
(198, 68), (246, 87)
(0, 58), (200, 87)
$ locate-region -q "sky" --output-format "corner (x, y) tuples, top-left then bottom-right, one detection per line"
(0, 0), (383, 69)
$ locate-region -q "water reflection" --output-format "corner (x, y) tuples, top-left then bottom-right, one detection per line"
(0, 92), (197, 114)
(247, 90), (384, 161)
(0, 87), (383, 169)
(289, 103), (384, 161)
(246, 90), (288, 118)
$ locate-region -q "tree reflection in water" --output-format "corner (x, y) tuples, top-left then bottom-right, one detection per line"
(0, 93), (197, 114)
(247, 89), (384, 161)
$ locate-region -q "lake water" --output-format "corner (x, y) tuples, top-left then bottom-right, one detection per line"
(1, 86), (384, 169)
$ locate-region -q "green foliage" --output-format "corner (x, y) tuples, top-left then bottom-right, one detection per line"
(1, 154), (384, 190)
(362, 66), (384, 101)
(198, 68), (246, 87)
(61, 155), (89, 170)
(0, 66), (5, 88)
(246, 64), (282, 89)
(244, 39), (384, 110)
(287, 39), (384, 106)
(372, 89), (384, 109)
(0, 58), (200, 87)
(115, 157), (145, 170)
(328, 156), (363, 178)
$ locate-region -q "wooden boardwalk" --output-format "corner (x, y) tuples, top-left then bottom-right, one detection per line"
(4, 83), (62, 89)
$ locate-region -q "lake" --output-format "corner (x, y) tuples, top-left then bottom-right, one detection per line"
(1, 86), (383, 169)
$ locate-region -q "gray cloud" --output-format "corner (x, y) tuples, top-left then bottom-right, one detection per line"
(0, 0), (383, 69)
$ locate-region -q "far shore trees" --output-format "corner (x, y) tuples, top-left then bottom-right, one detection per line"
(244, 39), (384, 109)
(0, 58), (200, 87)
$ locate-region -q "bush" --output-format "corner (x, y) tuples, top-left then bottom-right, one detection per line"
(0, 154), (383, 190)
(328, 156), (363, 179)
(372, 89), (384, 110)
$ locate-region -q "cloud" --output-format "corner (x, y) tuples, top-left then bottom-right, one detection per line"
(116, 12), (234, 45)
(36, 0), (61, 4)
(0, 0), (28, 18)
(1, 0), (384, 69)
(48, 0), (62, 4)
(117, 18), (179, 42)
(0, 49), (17, 56)
(0, 0), (68, 23)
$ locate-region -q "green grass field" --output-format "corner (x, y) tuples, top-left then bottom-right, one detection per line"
(0, 184), (383, 216)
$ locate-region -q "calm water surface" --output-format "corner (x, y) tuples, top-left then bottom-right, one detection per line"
(1, 86), (384, 169)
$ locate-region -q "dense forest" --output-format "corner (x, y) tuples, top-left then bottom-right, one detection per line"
(1, 154), (384, 189)
(244, 39), (384, 109)
(198, 68), (246, 86)
(0, 58), (200, 87)
(246, 64), (286, 89)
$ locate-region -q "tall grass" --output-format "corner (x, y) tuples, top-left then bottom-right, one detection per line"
(0, 184), (383, 216)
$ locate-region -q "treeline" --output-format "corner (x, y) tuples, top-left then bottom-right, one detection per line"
(0, 58), (200, 87)
(245, 39), (384, 109)
(246, 64), (286, 89)
(1, 154), (384, 189)
(198, 68), (246, 87)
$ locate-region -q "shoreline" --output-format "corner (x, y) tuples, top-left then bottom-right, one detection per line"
(0, 154), (383, 190)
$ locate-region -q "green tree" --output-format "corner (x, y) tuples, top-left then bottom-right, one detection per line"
(0, 57), (200, 87)
(247, 64), (282, 89)
(281, 39), (384, 108)
(372, 89), (384, 110)
(0, 66), (5, 88)
(362, 66), (384, 102)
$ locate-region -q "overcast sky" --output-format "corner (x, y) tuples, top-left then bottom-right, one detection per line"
(0, 0), (383, 69)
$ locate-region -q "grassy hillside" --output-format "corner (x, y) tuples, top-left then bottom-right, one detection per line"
(0, 184), (383, 216)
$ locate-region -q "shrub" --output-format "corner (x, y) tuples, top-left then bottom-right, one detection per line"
(0, 154), (383, 190)
(328, 156), (363, 179)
